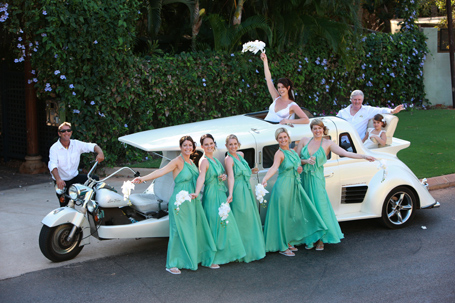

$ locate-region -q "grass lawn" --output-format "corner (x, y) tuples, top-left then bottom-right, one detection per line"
(394, 109), (455, 178)
(129, 157), (161, 168)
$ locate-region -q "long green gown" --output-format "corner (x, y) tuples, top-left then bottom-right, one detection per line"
(202, 156), (246, 264)
(300, 139), (344, 245)
(228, 153), (266, 263)
(263, 148), (327, 252)
(166, 155), (217, 270)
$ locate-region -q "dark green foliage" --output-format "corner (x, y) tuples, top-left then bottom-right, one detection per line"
(2, 0), (429, 166)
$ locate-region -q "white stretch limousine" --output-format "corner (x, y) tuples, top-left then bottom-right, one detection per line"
(119, 110), (439, 231)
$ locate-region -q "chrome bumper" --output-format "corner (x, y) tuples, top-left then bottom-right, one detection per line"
(422, 201), (441, 209)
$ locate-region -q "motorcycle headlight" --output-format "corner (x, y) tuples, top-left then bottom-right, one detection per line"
(68, 184), (93, 200)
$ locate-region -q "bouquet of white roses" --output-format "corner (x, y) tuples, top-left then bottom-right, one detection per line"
(121, 181), (135, 201)
(242, 40), (266, 54)
(255, 184), (269, 208)
(174, 190), (192, 214)
(376, 159), (388, 183)
(218, 202), (231, 227)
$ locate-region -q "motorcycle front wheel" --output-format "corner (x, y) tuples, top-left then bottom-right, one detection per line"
(39, 224), (84, 262)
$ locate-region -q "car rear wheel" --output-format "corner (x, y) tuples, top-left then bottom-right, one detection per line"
(381, 186), (416, 229)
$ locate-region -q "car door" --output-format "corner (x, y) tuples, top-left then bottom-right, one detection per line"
(331, 128), (378, 220)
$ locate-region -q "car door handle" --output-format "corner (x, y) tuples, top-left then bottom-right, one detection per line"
(324, 172), (334, 178)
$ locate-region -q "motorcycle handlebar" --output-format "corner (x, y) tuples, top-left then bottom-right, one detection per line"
(85, 161), (141, 184)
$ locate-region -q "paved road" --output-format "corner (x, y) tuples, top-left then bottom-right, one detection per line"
(0, 186), (453, 303)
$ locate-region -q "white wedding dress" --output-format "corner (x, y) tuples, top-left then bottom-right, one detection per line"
(264, 98), (297, 123)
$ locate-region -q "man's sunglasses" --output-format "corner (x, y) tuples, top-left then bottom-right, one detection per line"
(59, 129), (72, 133)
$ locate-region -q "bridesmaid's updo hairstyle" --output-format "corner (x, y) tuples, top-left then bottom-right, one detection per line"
(225, 134), (241, 148)
(373, 114), (387, 128)
(275, 127), (290, 141)
(277, 77), (295, 101)
(310, 119), (329, 135)
(200, 133), (217, 150)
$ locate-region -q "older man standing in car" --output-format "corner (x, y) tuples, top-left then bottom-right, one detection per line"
(48, 122), (105, 207)
(337, 90), (404, 138)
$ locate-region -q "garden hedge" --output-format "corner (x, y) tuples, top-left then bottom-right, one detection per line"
(1, 0), (428, 165)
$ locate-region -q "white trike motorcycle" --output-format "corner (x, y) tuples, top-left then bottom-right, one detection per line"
(39, 162), (170, 262)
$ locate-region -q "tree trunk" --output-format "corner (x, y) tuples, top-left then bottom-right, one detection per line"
(233, 0), (246, 26)
(19, 41), (46, 174)
(192, 0), (201, 51)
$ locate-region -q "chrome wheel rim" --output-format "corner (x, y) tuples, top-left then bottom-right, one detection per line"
(386, 192), (413, 226)
(51, 225), (79, 255)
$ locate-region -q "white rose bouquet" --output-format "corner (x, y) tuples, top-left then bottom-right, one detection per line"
(255, 184), (269, 208)
(121, 181), (135, 201)
(218, 202), (231, 227)
(174, 190), (192, 214)
(242, 40), (266, 54)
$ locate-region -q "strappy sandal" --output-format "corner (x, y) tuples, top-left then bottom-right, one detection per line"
(279, 249), (295, 257)
(315, 241), (324, 251)
(166, 267), (181, 275)
(288, 245), (298, 252)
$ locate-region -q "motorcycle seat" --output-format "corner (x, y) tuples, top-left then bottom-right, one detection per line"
(129, 193), (169, 214)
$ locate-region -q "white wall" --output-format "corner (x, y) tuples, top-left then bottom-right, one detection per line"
(423, 27), (453, 106)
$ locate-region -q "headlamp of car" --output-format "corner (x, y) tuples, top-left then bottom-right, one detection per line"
(68, 184), (93, 201)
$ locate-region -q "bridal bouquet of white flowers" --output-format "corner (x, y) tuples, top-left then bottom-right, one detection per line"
(242, 40), (266, 54)
(255, 184), (269, 208)
(218, 202), (231, 227)
(174, 190), (192, 214)
(121, 181), (135, 201)
(376, 159), (388, 183)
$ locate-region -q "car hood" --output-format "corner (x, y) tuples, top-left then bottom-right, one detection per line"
(118, 115), (273, 151)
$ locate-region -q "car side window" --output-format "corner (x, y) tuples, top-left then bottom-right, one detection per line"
(262, 142), (296, 168)
(225, 148), (255, 168)
(339, 132), (357, 154)
(239, 148), (255, 168)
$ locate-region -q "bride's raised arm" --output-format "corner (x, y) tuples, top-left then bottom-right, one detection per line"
(261, 53), (279, 100)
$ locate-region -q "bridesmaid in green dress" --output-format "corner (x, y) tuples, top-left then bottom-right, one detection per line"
(261, 128), (327, 257)
(133, 136), (217, 275)
(296, 119), (376, 251)
(193, 134), (246, 265)
(225, 134), (266, 263)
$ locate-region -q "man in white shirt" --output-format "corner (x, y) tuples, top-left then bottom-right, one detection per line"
(48, 122), (105, 206)
(337, 90), (404, 138)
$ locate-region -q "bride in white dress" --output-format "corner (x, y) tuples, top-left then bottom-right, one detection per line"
(260, 53), (309, 125)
